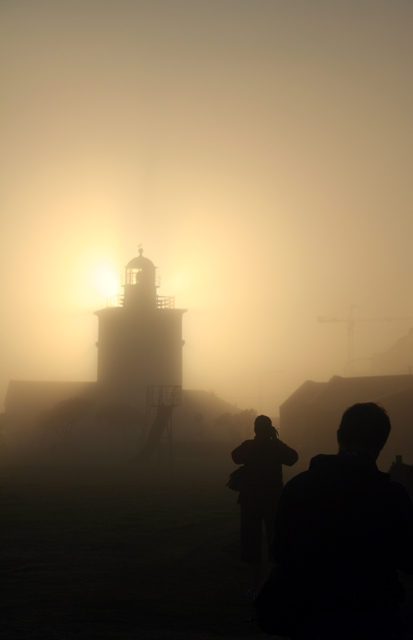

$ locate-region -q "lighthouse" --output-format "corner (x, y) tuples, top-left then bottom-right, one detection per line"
(94, 249), (186, 408)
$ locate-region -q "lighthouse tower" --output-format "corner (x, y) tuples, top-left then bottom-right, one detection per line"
(94, 249), (186, 408)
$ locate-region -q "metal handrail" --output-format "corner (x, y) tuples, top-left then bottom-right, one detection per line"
(106, 293), (124, 307)
(156, 296), (175, 309)
(105, 294), (175, 309)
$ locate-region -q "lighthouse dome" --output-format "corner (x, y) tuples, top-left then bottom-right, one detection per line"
(126, 248), (155, 271)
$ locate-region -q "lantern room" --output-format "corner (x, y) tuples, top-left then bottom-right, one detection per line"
(123, 248), (157, 309)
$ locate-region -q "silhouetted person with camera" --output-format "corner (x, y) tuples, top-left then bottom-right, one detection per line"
(273, 403), (413, 639)
(231, 415), (298, 596)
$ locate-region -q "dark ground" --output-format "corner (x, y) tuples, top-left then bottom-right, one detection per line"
(2, 443), (413, 640)
(1, 443), (277, 640)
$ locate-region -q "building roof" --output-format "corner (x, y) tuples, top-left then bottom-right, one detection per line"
(5, 380), (97, 422)
(311, 374), (413, 412)
(279, 380), (327, 411)
(4, 382), (238, 430)
(126, 248), (155, 270)
(180, 389), (238, 415)
(280, 374), (413, 416)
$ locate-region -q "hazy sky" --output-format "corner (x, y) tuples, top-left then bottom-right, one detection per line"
(1, 0), (413, 416)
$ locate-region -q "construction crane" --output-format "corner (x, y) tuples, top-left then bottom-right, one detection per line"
(317, 306), (411, 373)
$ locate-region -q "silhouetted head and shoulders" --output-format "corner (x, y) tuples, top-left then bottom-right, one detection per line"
(231, 415), (298, 467)
(275, 404), (413, 576)
(272, 402), (413, 639)
(285, 403), (392, 495)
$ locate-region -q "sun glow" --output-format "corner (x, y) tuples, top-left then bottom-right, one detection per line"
(68, 253), (121, 310)
(89, 262), (120, 299)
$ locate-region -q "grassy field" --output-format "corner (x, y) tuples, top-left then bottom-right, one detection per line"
(2, 445), (413, 640)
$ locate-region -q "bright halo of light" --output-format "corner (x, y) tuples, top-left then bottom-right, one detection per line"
(89, 262), (120, 298)
(169, 269), (193, 294)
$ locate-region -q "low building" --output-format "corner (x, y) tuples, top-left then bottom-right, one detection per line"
(280, 374), (413, 470)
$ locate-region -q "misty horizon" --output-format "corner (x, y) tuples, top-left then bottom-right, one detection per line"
(1, 1), (413, 417)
